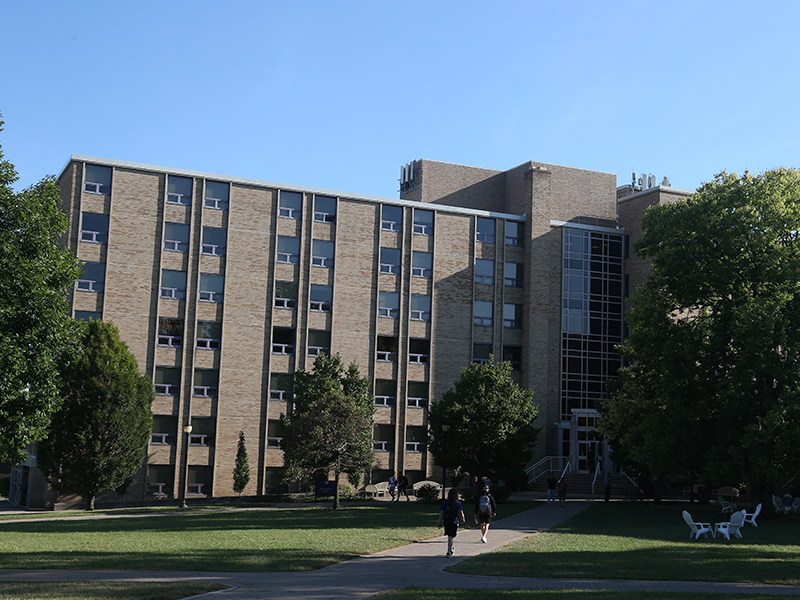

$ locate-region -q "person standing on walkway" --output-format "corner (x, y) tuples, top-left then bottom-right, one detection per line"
(397, 473), (410, 501)
(474, 485), (497, 543)
(546, 472), (558, 505)
(388, 474), (397, 501)
(438, 488), (465, 557)
(557, 478), (568, 511)
(604, 472), (611, 502)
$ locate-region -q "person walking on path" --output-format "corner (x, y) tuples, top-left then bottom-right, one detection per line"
(557, 478), (568, 511)
(474, 485), (497, 543)
(388, 474), (397, 501)
(438, 488), (465, 557)
(546, 472), (558, 505)
(397, 474), (410, 501)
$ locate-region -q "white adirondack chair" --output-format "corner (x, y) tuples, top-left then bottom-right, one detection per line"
(773, 495), (784, 514)
(715, 509), (746, 540)
(743, 503), (761, 527)
(717, 495), (737, 514)
(682, 510), (713, 539)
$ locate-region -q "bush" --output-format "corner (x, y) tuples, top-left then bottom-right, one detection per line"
(415, 483), (441, 503)
(337, 481), (357, 500)
(461, 490), (477, 505)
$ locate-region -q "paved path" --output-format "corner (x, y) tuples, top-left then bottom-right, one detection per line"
(2, 500), (800, 598)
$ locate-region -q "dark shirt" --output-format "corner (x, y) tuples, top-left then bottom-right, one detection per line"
(440, 500), (463, 524)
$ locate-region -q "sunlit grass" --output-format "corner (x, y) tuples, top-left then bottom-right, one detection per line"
(0, 502), (536, 572)
(446, 502), (800, 584)
(0, 502), (273, 521)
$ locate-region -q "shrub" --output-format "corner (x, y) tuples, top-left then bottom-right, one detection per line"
(415, 483), (441, 503)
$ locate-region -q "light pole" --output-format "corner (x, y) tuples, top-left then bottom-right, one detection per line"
(179, 422), (192, 509)
(441, 423), (450, 500)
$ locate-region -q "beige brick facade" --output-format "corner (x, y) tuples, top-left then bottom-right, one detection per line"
(58, 154), (647, 503)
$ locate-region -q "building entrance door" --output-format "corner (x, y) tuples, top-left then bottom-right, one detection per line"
(572, 410), (601, 474)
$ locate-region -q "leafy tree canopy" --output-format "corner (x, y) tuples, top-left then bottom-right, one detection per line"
(427, 357), (539, 486)
(37, 320), (154, 510)
(280, 353), (374, 508)
(599, 169), (800, 492)
(0, 117), (83, 463)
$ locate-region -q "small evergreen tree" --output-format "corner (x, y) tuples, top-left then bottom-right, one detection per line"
(233, 431), (250, 496)
(37, 320), (154, 510)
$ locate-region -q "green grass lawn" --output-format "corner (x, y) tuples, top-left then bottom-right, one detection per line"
(0, 502), (272, 521)
(371, 589), (788, 600)
(446, 502), (800, 585)
(0, 502), (535, 572)
(1, 500), (799, 600)
(0, 581), (226, 600)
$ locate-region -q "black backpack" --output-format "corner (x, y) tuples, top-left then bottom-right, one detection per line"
(443, 500), (459, 522)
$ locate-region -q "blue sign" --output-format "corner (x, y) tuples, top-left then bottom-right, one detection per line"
(315, 480), (336, 498)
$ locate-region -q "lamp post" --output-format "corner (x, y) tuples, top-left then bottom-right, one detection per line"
(179, 422), (192, 509)
(441, 423), (450, 500)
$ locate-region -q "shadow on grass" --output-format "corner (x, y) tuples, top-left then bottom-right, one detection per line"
(0, 504), (439, 534)
(0, 548), (357, 573)
(452, 545), (800, 584)
(373, 588), (794, 600)
(0, 581), (227, 600)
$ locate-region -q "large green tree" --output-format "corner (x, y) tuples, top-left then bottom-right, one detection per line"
(37, 320), (154, 510)
(599, 169), (800, 502)
(0, 118), (83, 464)
(427, 357), (539, 487)
(280, 352), (374, 509)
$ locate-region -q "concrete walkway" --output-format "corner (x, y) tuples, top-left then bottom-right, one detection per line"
(2, 500), (800, 598)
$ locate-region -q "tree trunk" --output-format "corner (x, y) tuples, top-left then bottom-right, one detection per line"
(333, 469), (341, 510)
(85, 494), (95, 511)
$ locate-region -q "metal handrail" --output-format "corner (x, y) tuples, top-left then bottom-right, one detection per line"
(525, 455), (573, 483)
(560, 458), (572, 482)
(591, 461), (601, 495)
(621, 470), (644, 497)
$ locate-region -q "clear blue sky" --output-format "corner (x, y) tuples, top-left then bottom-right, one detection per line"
(3, 1), (800, 198)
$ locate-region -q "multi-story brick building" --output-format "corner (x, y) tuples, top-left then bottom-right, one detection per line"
(10, 155), (691, 507)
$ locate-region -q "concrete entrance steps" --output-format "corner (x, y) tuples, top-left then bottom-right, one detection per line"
(522, 473), (639, 500)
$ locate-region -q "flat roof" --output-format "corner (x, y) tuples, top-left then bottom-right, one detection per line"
(616, 185), (694, 204)
(63, 155), (527, 222)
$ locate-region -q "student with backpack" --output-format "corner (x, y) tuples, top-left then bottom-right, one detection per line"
(437, 488), (465, 557)
(474, 485), (497, 543)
